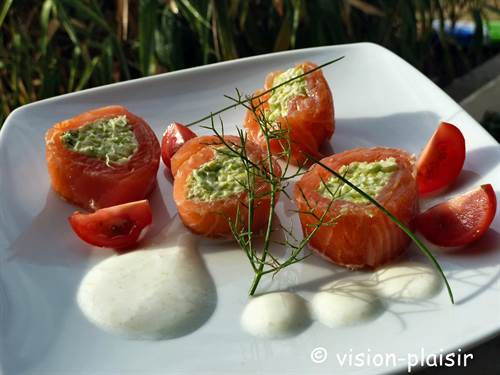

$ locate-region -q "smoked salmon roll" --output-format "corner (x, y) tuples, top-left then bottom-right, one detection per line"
(294, 147), (418, 268)
(172, 135), (281, 238)
(244, 61), (334, 166)
(45, 105), (160, 210)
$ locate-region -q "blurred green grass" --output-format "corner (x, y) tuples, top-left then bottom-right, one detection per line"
(1, 0), (499, 129)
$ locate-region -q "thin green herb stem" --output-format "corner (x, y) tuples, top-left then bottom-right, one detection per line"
(248, 117), (278, 295)
(244, 140), (256, 272)
(307, 155), (454, 304)
(185, 56), (345, 127)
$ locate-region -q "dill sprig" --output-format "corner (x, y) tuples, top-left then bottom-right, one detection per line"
(188, 57), (454, 303)
(201, 111), (326, 295)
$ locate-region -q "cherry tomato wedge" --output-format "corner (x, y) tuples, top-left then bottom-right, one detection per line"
(417, 122), (466, 195)
(161, 122), (197, 170)
(416, 184), (497, 247)
(69, 200), (153, 250)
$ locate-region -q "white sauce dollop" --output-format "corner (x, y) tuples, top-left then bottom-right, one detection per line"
(239, 262), (443, 336)
(241, 292), (310, 339)
(311, 280), (381, 327)
(374, 262), (442, 300)
(77, 232), (216, 339)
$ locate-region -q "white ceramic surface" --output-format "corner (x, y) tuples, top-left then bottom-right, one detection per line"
(0, 43), (499, 375)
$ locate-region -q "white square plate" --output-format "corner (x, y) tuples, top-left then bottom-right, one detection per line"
(1, 43), (499, 375)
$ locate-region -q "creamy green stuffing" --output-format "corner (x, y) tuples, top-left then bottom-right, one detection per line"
(61, 115), (138, 165)
(187, 148), (248, 202)
(319, 157), (398, 204)
(265, 66), (307, 122)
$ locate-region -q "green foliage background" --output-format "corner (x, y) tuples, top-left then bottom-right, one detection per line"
(1, 0), (499, 127)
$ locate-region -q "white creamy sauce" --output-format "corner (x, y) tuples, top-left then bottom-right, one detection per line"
(78, 216), (440, 340)
(374, 261), (442, 300)
(77, 232), (216, 340)
(311, 279), (381, 327)
(241, 262), (442, 336)
(241, 292), (310, 339)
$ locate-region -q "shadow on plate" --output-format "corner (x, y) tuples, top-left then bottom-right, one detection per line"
(439, 229), (500, 306)
(333, 111), (440, 153)
(464, 145), (500, 177)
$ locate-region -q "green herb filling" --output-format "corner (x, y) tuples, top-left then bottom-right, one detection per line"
(319, 157), (399, 204)
(60, 115), (138, 165)
(187, 148), (248, 202)
(265, 66), (307, 122)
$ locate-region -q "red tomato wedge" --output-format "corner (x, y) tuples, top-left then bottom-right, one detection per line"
(69, 200), (153, 250)
(416, 184), (497, 247)
(417, 122), (466, 195)
(161, 122), (197, 170)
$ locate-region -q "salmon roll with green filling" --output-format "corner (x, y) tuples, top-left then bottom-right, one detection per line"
(172, 135), (281, 238)
(45, 105), (160, 210)
(244, 61), (334, 166)
(294, 147), (418, 268)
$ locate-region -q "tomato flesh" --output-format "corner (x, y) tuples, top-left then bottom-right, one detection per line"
(69, 200), (153, 250)
(417, 122), (465, 195)
(416, 184), (497, 247)
(161, 122), (197, 170)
